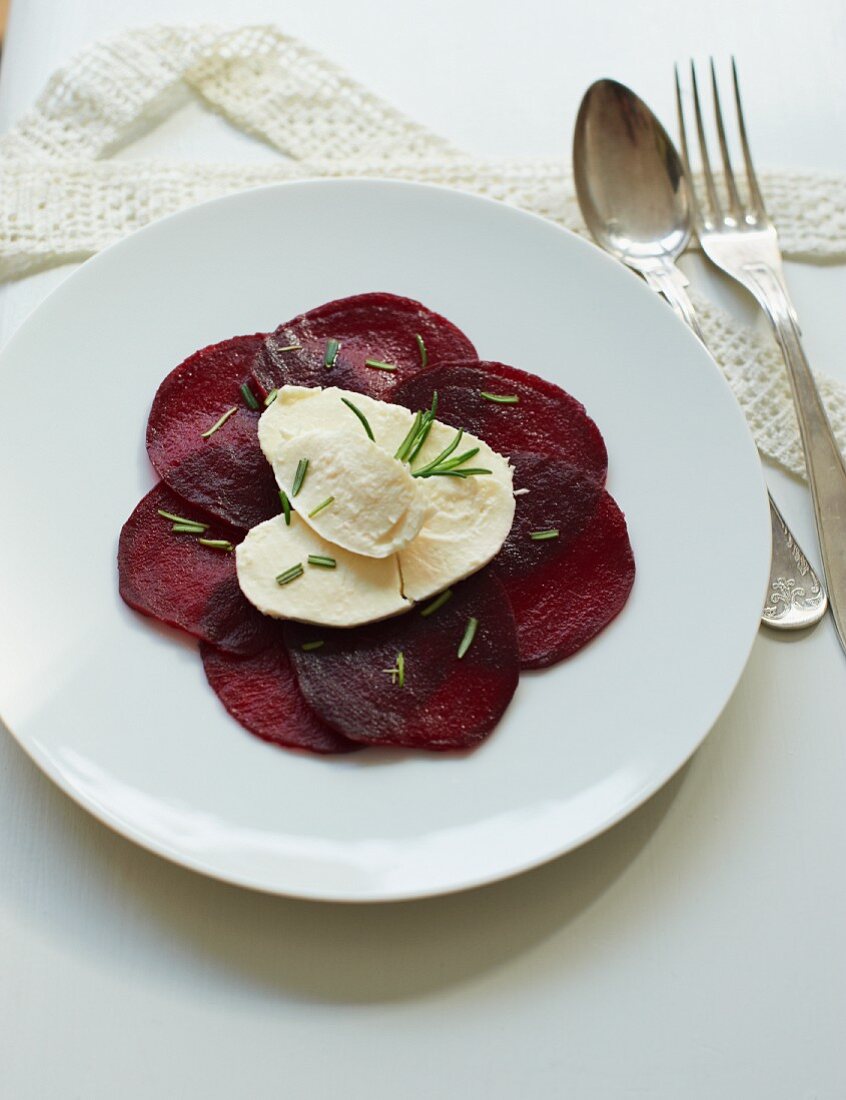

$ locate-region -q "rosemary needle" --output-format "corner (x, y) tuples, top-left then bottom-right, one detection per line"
(420, 589), (453, 617)
(240, 382), (260, 410)
(198, 538), (234, 552)
(480, 391), (520, 404)
(457, 617), (479, 659)
(171, 522), (208, 534)
(291, 458), (309, 497)
(307, 554), (337, 568)
(414, 333), (428, 367)
(324, 338), (341, 368)
(279, 490), (292, 526)
(276, 563), (304, 586)
(201, 406), (237, 439)
(365, 359), (397, 372)
(529, 529), (559, 541)
(157, 509), (208, 531)
(308, 496), (335, 518)
(264, 388), (279, 407)
(341, 397), (375, 441)
(301, 640), (325, 652)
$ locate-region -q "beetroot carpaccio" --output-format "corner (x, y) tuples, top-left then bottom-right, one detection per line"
(118, 292), (635, 755)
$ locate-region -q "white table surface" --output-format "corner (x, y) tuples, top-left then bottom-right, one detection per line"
(2, 3), (845, 1097)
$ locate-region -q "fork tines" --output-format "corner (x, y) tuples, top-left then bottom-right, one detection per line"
(674, 58), (767, 230)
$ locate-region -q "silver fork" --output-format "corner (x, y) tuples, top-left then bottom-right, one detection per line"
(676, 59), (846, 650)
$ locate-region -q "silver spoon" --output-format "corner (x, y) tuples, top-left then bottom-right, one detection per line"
(573, 78), (826, 630)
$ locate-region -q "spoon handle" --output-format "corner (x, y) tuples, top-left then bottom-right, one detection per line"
(642, 264), (827, 631)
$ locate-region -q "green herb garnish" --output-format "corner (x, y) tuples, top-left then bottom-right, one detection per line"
(276, 343), (301, 352)
(291, 458), (309, 497)
(324, 338), (340, 369)
(433, 467), (492, 479)
(457, 617), (478, 659)
(301, 640), (325, 652)
(264, 388), (279, 407)
(420, 589), (453, 618)
(201, 406), (237, 439)
(341, 397), (375, 441)
(529, 529), (559, 541)
(383, 651), (405, 687)
(480, 392), (520, 404)
(412, 429), (463, 477)
(240, 382), (260, 410)
(307, 554), (337, 569)
(308, 496), (335, 518)
(279, 490), (292, 526)
(415, 333), (428, 367)
(405, 392), (439, 463)
(157, 509), (208, 531)
(198, 538), (234, 552)
(394, 410), (423, 462)
(365, 359), (397, 372)
(276, 562), (304, 586)
(171, 522), (208, 534)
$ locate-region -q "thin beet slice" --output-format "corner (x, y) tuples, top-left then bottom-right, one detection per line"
(201, 641), (357, 755)
(494, 452), (603, 579)
(118, 483), (276, 655)
(147, 333), (280, 529)
(493, 483), (635, 669)
(252, 292), (477, 401)
(392, 361), (608, 483)
(285, 571), (519, 750)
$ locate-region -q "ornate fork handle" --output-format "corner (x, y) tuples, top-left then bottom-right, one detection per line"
(742, 261), (846, 644)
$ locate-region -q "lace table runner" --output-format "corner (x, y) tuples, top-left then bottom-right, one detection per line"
(2, 23), (846, 479)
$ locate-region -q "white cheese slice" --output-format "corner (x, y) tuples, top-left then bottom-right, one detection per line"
(259, 385), (416, 465)
(272, 428), (429, 557)
(235, 513), (410, 627)
(398, 420), (515, 601)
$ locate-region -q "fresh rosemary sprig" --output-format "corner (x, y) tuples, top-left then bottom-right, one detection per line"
(279, 490), (292, 526)
(157, 509), (208, 531)
(308, 496), (335, 518)
(365, 359), (397, 372)
(201, 406), (237, 439)
(480, 392), (520, 404)
(240, 382), (260, 410)
(394, 411), (423, 462)
(529, 529), (559, 541)
(405, 392), (439, 464)
(420, 589), (453, 618)
(341, 397), (375, 441)
(291, 458), (309, 497)
(276, 562), (304, 586)
(414, 333), (428, 367)
(307, 554), (337, 569)
(198, 538), (234, 552)
(457, 617), (478, 659)
(324, 338), (340, 368)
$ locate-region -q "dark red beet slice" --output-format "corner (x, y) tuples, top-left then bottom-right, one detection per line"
(118, 483), (276, 656)
(201, 641), (357, 755)
(252, 292), (477, 401)
(146, 334), (280, 529)
(493, 476), (635, 669)
(285, 571), (519, 750)
(494, 452), (603, 579)
(391, 360), (608, 483)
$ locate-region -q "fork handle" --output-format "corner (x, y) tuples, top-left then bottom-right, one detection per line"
(744, 262), (846, 649)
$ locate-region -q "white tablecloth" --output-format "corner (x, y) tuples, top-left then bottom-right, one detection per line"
(2, 3), (845, 1097)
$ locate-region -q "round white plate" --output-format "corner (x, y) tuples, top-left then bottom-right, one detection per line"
(0, 181), (769, 901)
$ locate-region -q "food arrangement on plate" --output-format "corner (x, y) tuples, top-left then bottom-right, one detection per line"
(119, 292), (635, 754)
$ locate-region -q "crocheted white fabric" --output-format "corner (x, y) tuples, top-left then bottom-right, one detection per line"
(2, 23), (845, 479)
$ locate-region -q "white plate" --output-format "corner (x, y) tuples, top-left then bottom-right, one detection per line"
(0, 180), (769, 901)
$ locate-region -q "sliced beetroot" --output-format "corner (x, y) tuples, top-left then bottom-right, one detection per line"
(494, 452), (603, 579)
(252, 292), (477, 401)
(201, 640), (357, 755)
(391, 361), (608, 483)
(118, 482), (276, 656)
(146, 333), (280, 529)
(493, 485), (635, 669)
(285, 571), (519, 750)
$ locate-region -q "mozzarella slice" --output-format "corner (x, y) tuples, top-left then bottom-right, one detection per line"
(272, 428), (429, 557)
(398, 420), (515, 601)
(235, 514), (410, 627)
(259, 385), (416, 465)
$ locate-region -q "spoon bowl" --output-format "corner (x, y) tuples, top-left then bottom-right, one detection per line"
(573, 79), (692, 270)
